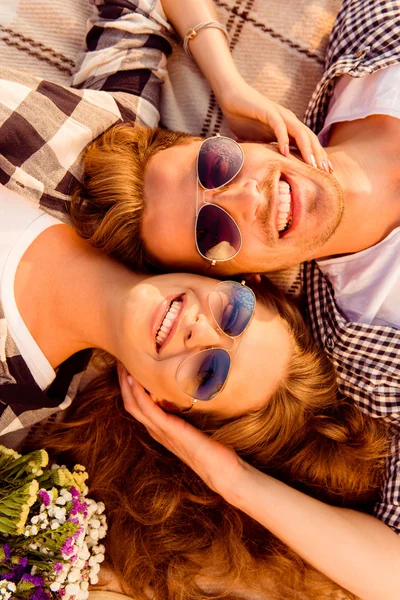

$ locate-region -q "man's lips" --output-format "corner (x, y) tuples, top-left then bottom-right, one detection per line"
(280, 174), (302, 238)
(152, 294), (185, 353)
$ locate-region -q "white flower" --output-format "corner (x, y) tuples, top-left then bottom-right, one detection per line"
(89, 528), (99, 541)
(98, 526), (106, 539)
(56, 497), (67, 506)
(67, 568), (81, 583)
(54, 507), (67, 522)
(60, 489), (73, 501)
(6, 584), (16, 592)
(89, 518), (101, 529)
(49, 582), (61, 592)
(50, 520), (60, 530)
(31, 515), (40, 524)
(89, 573), (99, 585)
(96, 502), (105, 514)
(30, 525), (38, 535)
(65, 583), (80, 596)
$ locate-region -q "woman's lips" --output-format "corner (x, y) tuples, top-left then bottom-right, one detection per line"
(152, 294), (185, 353)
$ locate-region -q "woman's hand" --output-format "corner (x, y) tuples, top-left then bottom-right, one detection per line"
(219, 79), (332, 173)
(117, 364), (244, 499)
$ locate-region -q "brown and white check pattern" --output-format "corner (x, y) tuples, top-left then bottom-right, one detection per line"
(304, 260), (400, 535)
(0, 0), (172, 440)
(302, 0), (400, 536)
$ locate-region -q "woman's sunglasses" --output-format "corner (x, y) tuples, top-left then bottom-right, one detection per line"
(175, 280), (255, 410)
(195, 135), (244, 265)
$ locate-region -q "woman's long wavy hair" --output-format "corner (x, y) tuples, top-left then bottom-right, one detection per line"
(33, 278), (389, 600)
(70, 125), (197, 272)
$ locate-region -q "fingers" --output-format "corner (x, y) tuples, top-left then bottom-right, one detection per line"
(282, 112), (331, 173)
(118, 363), (166, 427)
(267, 112), (290, 158)
(117, 364), (195, 446)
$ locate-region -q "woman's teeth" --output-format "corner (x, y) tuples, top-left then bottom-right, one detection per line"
(156, 298), (182, 348)
(277, 179), (292, 234)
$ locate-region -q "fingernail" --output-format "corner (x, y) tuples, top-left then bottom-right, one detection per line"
(310, 154), (317, 168)
(127, 375), (133, 386)
(328, 159), (334, 172)
(283, 144), (289, 157)
(321, 160), (330, 174)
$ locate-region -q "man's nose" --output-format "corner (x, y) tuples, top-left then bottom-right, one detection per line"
(185, 314), (229, 350)
(208, 179), (264, 224)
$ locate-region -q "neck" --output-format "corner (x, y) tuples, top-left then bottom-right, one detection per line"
(315, 115), (400, 258)
(15, 224), (145, 368)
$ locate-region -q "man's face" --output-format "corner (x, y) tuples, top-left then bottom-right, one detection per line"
(142, 140), (344, 274)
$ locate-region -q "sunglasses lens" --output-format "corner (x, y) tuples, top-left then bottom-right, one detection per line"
(196, 204), (241, 260)
(176, 349), (230, 401)
(209, 282), (255, 337)
(198, 137), (244, 190)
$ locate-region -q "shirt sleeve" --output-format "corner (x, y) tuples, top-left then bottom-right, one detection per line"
(72, 0), (173, 114)
(374, 431), (400, 535)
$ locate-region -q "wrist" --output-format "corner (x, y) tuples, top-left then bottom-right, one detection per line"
(218, 459), (258, 509)
(216, 75), (249, 113)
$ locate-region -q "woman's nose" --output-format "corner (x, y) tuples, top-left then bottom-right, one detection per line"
(185, 314), (225, 350)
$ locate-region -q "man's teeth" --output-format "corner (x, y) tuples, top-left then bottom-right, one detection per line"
(277, 179), (292, 233)
(156, 299), (182, 348)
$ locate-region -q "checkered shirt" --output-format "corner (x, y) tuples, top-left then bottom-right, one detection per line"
(304, 0), (400, 134)
(0, 0), (172, 440)
(302, 0), (400, 535)
(303, 262), (400, 533)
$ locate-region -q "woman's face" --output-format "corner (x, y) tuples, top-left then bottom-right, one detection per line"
(118, 273), (293, 417)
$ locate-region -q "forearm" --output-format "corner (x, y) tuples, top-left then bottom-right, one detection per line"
(226, 462), (400, 600)
(160, 0), (241, 103)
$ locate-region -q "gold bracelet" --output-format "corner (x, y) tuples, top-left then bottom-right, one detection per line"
(183, 21), (230, 58)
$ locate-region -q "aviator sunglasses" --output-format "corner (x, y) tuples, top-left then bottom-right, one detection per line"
(175, 280), (255, 411)
(195, 135), (244, 265)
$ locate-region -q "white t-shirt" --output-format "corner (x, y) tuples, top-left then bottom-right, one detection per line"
(317, 65), (400, 328)
(0, 184), (60, 389)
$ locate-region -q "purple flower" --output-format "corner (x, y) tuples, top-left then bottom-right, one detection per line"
(31, 588), (52, 600)
(53, 562), (63, 574)
(72, 527), (84, 541)
(22, 572), (45, 586)
(70, 486), (80, 499)
(70, 497), (88, 516)
(1, 544), (10, 562)
(19, 556), (28, 567)
(38, 489), (51, 507)
(61, 537), (74, 558)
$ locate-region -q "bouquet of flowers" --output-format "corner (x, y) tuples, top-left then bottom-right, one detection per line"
(0, 445), (107, 600)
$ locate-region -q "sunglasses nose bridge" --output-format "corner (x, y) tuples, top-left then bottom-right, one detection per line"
(185, 313), (228, 350)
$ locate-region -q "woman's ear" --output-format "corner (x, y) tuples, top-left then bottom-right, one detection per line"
(151, 396), (184, 414)
(149, 392), (161, 403)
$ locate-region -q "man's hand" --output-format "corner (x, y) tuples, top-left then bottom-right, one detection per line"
(117, 364), (244, 499)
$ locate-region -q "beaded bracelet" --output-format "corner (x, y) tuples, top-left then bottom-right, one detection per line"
(183, 21), (230, 58)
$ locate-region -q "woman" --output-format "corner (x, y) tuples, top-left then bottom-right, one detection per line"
(33, 276), (389, 600)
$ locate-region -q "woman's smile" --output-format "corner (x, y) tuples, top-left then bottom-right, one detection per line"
(154, 294), (186, 353)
